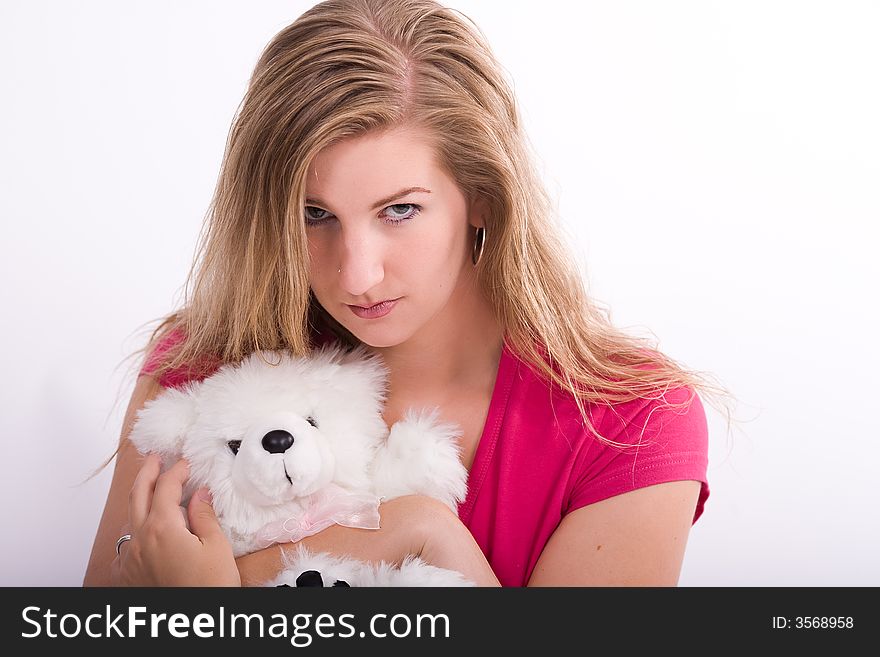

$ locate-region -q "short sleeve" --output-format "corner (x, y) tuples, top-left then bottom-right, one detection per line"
(139, 327), (219, 390)
(140, 328), (184, 376)
(565, 386), (710, 524)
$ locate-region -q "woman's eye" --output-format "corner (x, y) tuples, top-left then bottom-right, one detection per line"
(305, 207), (332, 225)
(383, 203), (421, 223)
(306, 416), (318, 428)
(227, 440), (241, 455)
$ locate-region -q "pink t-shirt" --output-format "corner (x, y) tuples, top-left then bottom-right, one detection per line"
(459, 341), (709, 586)
(140, 329), (709, 586)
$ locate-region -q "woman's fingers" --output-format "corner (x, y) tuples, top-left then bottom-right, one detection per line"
(187, 488), (226, 544)
(151, 459), (191, 524)
(115, 455), (242, 586)
(129, 452), (161, 531)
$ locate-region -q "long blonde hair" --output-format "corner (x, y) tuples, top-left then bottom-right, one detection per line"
(118, 0), (736, 457)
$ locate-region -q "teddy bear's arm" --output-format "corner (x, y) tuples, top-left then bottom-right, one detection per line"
(370, 408), (468, 512)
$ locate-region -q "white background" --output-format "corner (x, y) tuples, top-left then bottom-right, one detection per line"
(2, 1), (877, 586)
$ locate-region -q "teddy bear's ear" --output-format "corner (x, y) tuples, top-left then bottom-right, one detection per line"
(128, 385), (199, 459)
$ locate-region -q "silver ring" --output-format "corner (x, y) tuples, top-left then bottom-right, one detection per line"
(115, 534), (132, 556)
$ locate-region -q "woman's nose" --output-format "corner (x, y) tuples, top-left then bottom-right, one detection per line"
(337, 228), (384, 296)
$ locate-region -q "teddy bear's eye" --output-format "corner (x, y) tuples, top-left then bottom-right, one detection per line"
(306, 416), (318, 428)
(227, 440), (241, 455)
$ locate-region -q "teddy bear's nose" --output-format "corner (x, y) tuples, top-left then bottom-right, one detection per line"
(262, 429), (294, 454)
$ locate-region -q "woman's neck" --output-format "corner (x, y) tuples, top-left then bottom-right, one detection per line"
(369, 273), (503, 397)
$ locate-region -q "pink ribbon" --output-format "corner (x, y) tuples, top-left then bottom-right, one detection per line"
(254, 485), (381, 549)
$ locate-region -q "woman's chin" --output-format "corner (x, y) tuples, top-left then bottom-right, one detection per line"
(345, 324), (411, 349)
(351, 334), (403, 349)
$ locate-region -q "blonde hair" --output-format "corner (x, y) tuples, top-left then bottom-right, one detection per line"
(116, 0), (737, 460)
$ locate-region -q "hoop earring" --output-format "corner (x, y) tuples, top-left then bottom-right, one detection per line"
(472, 226), (486, 266)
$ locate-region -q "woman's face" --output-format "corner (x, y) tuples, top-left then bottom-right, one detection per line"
(305, 126), (483, 348)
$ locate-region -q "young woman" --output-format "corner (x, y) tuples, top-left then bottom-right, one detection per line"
(84, 0), (731, 587)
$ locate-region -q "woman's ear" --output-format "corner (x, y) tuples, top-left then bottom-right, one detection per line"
(128, 385), (199, 459)
(468, 195), (490, 229)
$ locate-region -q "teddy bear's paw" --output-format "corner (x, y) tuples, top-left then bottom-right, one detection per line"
(267, 545), (373, 587)
(264, 545), (472, 587)
(372, 408), (468, 510)
(275, 570), (351, 587)
(394, 407), (462, 452)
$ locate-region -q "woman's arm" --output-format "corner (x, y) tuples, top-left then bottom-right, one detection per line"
(83, 375), (164, 586)
(85, 374), (239, 586)
(527, 480), (701, 586)
(237, 495), (501, 587)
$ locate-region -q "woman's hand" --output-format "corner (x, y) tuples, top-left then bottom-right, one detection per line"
(110, 453), (241, 587)
(235, 495), (500, 587)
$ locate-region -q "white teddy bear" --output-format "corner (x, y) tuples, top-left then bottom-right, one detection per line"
(128, 341), (473, 587)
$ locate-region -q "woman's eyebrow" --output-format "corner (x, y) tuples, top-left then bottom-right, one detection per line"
(305, 186), (432, 210)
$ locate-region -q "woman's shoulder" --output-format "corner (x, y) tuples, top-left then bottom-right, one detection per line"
(504, 342), (708, 465)
(138, 327), (220, 390)
(591, 384), (707, 447)
(139, 327), (183, 378)
(139, 323), (337, 390)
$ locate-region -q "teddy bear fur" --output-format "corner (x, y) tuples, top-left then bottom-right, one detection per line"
(128, 341), (473, 586)
(268, 545), (474, 588)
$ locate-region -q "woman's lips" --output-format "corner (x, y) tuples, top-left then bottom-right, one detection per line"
(347, 298), (399, 319)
